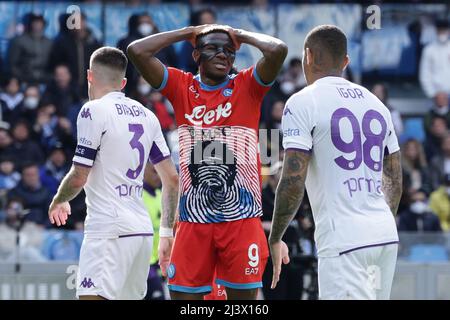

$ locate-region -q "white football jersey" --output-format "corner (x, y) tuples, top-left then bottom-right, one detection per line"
(73, 91), (170, 238)
(282, 77), (400, 257)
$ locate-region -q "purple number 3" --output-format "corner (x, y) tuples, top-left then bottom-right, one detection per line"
(126, 124), (145, 180)
(331, 108), (387, 172)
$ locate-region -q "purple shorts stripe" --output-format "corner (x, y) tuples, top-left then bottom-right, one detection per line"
(339, 241), (399, 255)
(285, 147), (312, 154)
(118, 233), (154, 238)
(73, 161), (92, 168)
(75, 145), (97, 161)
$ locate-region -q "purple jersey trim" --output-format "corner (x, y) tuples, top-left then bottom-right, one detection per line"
(339, 241), (399, 255)
(118, 233), (154, 238)
(149, 142), (169, 164)
(285, 147), (312, 154)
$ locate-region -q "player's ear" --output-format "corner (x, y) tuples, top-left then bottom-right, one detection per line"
(121, 78), (127, 90)
(305, 48), (313, 67)
(342, 54), (350, 71)
(87, 69), (93, 83)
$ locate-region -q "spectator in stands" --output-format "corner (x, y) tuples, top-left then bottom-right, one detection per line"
(401, 139), (431, 195)
(179, 8), (217, 74)
(0, 127), (15, 161)
(419, 19), (450, 98)
(8, 163), (51, 226)
(20, 85), (41, 124)
(41, 64), (80, 117)
(429, 174), (450, 231)
(7, 13), (52, 85)
(278, 57), (307, 99)
(32, 102), (76, 156)
(0, 77), (24, 125)
(423, 92), (450, 135)
(0, 197), (47, 262)
(430, 134), (450, 190)
(39, 145), (69, 195)
(261, 161), (304, 300)
(424, 116), (448, 161)
(10, 120), (44, 170)
(398, 189), (441, 232)
(0, 155), (20, 192)
(371, 83), (403, 136)
(49, 13), (101, 98)
(130, 76), (175, 133)
(118, 13), (178, 95)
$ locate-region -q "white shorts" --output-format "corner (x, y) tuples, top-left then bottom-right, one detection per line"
(318, 243), (398, 300)
(76, 235), (153, 300)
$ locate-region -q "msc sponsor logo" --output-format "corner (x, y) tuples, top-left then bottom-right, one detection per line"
(283, 128), (301, 138)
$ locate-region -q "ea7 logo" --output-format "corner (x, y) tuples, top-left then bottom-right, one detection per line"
(81, 108), (92, 120)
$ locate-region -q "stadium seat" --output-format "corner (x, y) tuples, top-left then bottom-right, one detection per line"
(407, 244), (449, 263)
(400, 118), (425, 144)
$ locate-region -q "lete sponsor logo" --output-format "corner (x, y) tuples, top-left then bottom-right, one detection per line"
(185, 103), (232, 126)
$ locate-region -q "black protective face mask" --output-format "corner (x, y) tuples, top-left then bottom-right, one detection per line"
(196, 39), (236, 64)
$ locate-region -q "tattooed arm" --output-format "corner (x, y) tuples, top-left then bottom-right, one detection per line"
(382, 151), (403, 216)
(152, 158), (179, 277)
(48, 164), (91, 226)
(269, 149), (311, 289)
(152, 159), (179, 230)
(269, 150), (311, 244)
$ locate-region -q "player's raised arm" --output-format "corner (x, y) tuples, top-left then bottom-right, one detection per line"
(382, 151), (403, 216)
(127, 27), (201, 89)
(152, 159), (179, 276)
(233, 29), (288, 84)
(268, 149), (311, 289)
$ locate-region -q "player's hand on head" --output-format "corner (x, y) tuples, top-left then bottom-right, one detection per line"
(269, 240), (290, 289)
(48, 201), (71, 227)
(158, 237), (174, 277)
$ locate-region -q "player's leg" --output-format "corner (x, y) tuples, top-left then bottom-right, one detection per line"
(168, 222), (216, 300)
(375, 244), (398, 300)
(225, 287), (258, 300)
(215, 218), (269, 300)
(119, 236), (153, 299)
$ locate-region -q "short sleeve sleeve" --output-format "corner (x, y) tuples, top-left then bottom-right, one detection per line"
(148, 113), (171, 165)
(239, 65), (274, 100)
(157, 66), (190, 105)
(72, 102), (106, 167)
(282, 93), (315, 152)
(385, 112), (400, 156)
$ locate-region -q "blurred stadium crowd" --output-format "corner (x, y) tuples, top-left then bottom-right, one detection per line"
(0, 0), (449, 300)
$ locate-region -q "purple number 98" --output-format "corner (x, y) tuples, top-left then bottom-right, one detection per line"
(331, 108), (387, 172)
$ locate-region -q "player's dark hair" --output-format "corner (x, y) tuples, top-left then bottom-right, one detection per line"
(90, 47), (128, 74)
(304, 25), (347, 71)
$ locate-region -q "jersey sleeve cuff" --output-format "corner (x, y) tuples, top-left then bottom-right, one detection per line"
(154, 65), (169, 91)
(252, 65), (275, 87)
(73, 158), (93, 167)
(283, 138), (313, 152)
